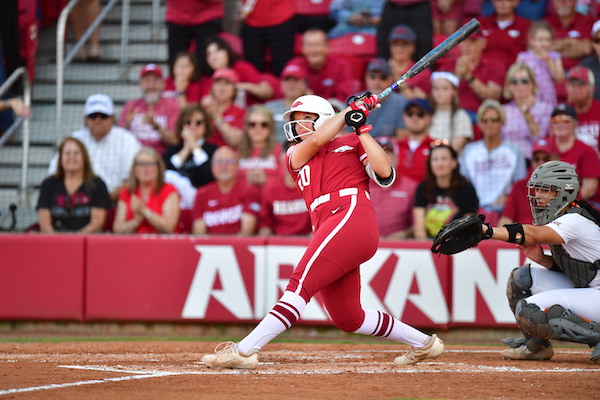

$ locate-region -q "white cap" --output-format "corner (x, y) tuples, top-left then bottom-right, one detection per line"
(84, 93), (114, 116)
(431, 71), (460, 87)
(593, 20), (600, 37)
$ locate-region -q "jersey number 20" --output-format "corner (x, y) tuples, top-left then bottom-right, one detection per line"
(297, 165), (310, 191)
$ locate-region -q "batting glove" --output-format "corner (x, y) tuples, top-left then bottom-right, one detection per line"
(355, 124), (373, 135)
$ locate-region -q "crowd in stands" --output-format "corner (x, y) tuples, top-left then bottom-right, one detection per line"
(8, 0), (600, 238)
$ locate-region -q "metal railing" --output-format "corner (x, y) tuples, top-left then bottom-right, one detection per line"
(0, 67), (32, 206)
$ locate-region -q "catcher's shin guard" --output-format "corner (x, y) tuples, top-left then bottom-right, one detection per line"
(506, 264), (533, 313)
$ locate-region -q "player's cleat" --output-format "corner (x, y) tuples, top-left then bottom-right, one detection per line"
(590, 344), (600, 363)
(501, 343), (554, 360)
(201, 341), (259, 369)
(394, 334), (445, 365)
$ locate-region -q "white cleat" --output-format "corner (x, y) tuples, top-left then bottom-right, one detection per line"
(394, 334), (445, 365)
(501, 343), (554, 361)
(201, 341), (259, 369)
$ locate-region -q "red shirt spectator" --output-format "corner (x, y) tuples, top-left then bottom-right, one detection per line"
(479, 14), (531, 71)
(396, 98), (435, 183)
(396, 136), (435, 183)
(165, 0), (224, 26)
(545, 11), (594, 70)
(242, 0), (296, 27)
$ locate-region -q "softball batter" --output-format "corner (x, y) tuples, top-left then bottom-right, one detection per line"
(483, 161), (600, 362)
(202, 94), (444, 369)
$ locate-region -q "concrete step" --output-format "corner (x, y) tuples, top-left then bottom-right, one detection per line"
(105, 3), (166, 25)
(36, 42), (167, 65)
(1, 166), (48, 189)
(0, 146), (55, 166)
(33, 82), (139, 104)
(0, 202), (40, 231)
(35, 62), (169, 84)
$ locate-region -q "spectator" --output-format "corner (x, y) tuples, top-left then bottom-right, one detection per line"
(37, 137), (111, 233)
(201, 68), (246, 148)
(164, 0), (223, 67)
(566, 65), (600, 151)
(285, 27), (356, 103)
(547, 103), (600, 204)
(460, 100), (527, 225)
(498, 139), (555, 226)
(240, 0), (296, 76)
(545, 0), (594, 71)
(258, 145), (311, 236)
(581, 20), (600, 101)
(479, 0), (531, 72)
(0, 97), (31, 136)
(120, 64), (180, 156)
(296, 0), (336, 33)
(480, 0), (549, 21)
(396, 99), (436, 184)
(517, 20), (565, 107)
(48, 94), (142, 201)
(501, 63), (553, 160)
(200, 36), (274, 107)
(387, 24), (430, 99)
(413, 144), (479, 240)
(264, 64), (310, 143)
(238, 105), (282, 187)
(429, 71), (473, 153)
(192, 146), (261, 235)
(454, 32), (504, 122)
(432, 0), (464, 36)
(163, 51), (203, 107)
(68, 0), (101, 61)
(376, 0), (433, 61)
(113, 147), (181, 234)
(163, 104), (218, 190)
(327, 0), (384, 39)
(370, 136), (417, 240)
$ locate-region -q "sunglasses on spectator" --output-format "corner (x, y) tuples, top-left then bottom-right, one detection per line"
(551, 115), (573, 123)
(567, 79), (587, 87)
(480, 117), (501, 123)
(368, 73), (388, 80)
(248, 121), (270, 128)
(214, 158), (236, 165)
(135, 161), (158, 167)
(87, 113), (110, 120)
(184, 119), (204, 126)
(509, 78), (531, 85)
(404, 110), (426, 118)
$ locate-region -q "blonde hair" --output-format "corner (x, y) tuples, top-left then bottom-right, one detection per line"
(503, 62), (538, 99)
(239, 105), (277, 159)
(127, 147), (166, 194)
(477, 99), (506, 125)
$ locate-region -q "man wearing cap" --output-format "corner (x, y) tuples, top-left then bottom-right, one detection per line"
(498, 139), (556, 226)
(265, 64), (310, 143)
(386, 24), (431, 99)
(547, 103), (600, 205)
(396, 98), (436, 184)
(370, 136), (417, 239)
(284, 27), (356, 103)
(48, 94), (142, 201)
(566, 65), (600, 152)
(580, 19), (600, 101)
(119, 63), (180, 155)
(544, 0), (594, 71)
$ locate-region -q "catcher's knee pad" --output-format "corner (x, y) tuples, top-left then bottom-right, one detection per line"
(514, 300), (551, 340)
(506, 264), (533, 312)
(546, 305), (600, 347)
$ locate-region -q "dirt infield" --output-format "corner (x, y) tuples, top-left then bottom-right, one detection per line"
(1, 340), (598, 400)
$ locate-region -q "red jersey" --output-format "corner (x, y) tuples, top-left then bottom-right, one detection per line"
(163, 78), (203, 103)
(192, 178), (261, 234)
(244, 0), (296, 27)
(259, 172), (311, 236)
(239, 144), (282, 186)
(396, 135), (435, 184)
(456, 58), (505, 113)
(550, 138), (600, 203)
(573, 100), (600, 152)
(286, 56), (355, 103)
(118, 183), (179, 233)
(165, 0), (224, 26)
(286, 134), (370, 216)
(207, 104), (246, 147)
(480, 15), (530, 70)
(545, 13), (594, 70)
(501, 177), (533, 225)
(370, 176), (417, 236)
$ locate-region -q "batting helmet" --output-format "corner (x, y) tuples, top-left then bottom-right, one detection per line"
(282, 95), (335, 142)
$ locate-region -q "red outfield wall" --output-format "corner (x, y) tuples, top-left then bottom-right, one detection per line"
(0, 234), (527, 328)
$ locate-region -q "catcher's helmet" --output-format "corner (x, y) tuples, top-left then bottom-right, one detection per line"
(527, 160), (580, 225)
(282, 95), (335, 142)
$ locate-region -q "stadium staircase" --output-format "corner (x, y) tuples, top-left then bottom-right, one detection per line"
(0, 0), (167, 231)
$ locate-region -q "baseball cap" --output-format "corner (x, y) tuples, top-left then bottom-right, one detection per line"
(213, 68), (239, 84)
(531, 139), (553, 156)
(404, 98), (432, 114)
(366, 58), (391, 76)
(281, 64), (307, 80)
(566, 65), (593, 84)
(551, 103), (577, 120)
(592, 19), (600, 37)
(431, 71), (460, 87)
(140, 63), (163, 79)
(375, 136), (397, 154)
(84, 93), (114, 116)
(388, 24), (416, 43)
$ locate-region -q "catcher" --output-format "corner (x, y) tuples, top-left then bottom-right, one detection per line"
(432, 161), (600, 362)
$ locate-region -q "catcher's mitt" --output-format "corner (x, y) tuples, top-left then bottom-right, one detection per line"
(431, 214), (489, 255)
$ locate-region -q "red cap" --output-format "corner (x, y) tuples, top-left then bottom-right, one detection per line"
(281, 64), (307, 80)
(213, 68), (239, 84)
(532, 139), (553, 156)
(140, 63), (163, 79)
(567, 65), (592, 84)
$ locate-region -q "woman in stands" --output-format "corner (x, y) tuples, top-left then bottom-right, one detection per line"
(163, 51), (203, 107)
(37, 137), (111, 233)
(113, 147), (180, 234)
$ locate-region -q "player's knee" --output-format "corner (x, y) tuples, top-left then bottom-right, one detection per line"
(515, 299), (551, 340)
(506, 264), (533, 312)
(330, 311), (364, 333)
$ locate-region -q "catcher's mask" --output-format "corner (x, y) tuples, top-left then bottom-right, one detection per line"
(282, 95), (335, 142)
(527, 161), (580, 225)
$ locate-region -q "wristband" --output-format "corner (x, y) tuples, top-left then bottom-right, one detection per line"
(482, 223), (493, 239)
(504, 223), (525, 244)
